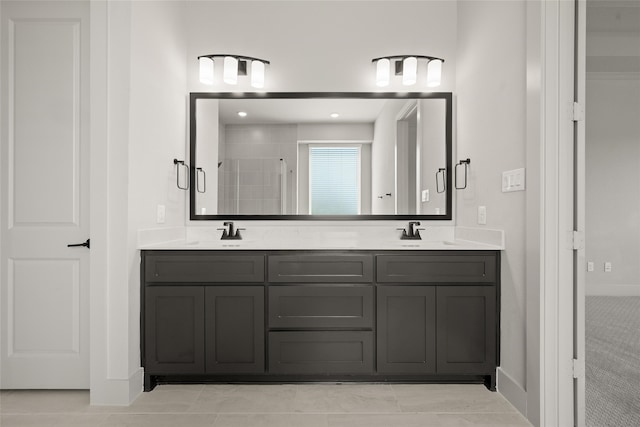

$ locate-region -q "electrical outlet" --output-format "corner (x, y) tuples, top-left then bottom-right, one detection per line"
(478, 206), (487, 225)
(587, 262), (594, 272)
(156, 204), (166, 224)
(604, 262), (612, 273)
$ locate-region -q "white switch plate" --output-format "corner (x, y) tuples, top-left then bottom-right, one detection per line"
(502, 168), (526, 193)
(478, 206), (487, 225)
(587, 261), (594, 272)
(156, 204), (166, 224)
(421, 189), (429, 202)
(604, 262), (612, 273)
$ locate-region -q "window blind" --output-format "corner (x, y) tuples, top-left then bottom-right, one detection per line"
(309, 146), (360, 215)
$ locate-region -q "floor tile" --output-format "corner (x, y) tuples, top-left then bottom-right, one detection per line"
(0, 413), (110, 427)
(392, 384), (516, 413)
(101, 413), (216, 426)
(213, 413), (328, 427)
(0, 390), (90, 414)
(189, 384), (297, 413)
(293, 384), (400, 413)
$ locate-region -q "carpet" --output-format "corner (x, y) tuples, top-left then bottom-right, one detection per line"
(586, 296), (640, 427)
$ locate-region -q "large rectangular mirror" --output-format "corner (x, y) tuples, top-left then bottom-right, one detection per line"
(189, 92), (452, 220)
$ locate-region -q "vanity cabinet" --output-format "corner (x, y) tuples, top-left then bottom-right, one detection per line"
(375, 254), (498, 385)
(142, 252), (265, 391)
(141, 250), (499, 391)
(267, 253), (375, 375)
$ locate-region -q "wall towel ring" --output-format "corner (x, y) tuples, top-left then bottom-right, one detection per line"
(196, 167), (206, 193)
(436, 168), (446, 193)
(174, 159), (189, 190)
(455, 158), (471, 190)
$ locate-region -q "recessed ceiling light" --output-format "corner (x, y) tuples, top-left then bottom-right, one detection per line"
(237, 111), (247, 117)
(330, 112), (339, 118)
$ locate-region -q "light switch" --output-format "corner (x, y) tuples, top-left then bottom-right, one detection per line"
(502, 168), (526, 193)
(422, 189), (429, 202)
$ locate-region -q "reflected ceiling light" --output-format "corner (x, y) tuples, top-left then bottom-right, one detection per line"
(330, 112), (340, 118)
(372, 55), (445, 88)
(197, 54), (271, 88)
(237, 111), (248, 117)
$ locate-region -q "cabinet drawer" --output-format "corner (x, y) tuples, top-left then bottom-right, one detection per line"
(268, 254), (373, 283)
(268, 331), (374, 374)
(376, 254), (496, 283)
(268, 285), (373, 329)
(144, 252), (265, 283)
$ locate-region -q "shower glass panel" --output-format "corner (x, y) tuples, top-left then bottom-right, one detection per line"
(218, 158), (287, 215)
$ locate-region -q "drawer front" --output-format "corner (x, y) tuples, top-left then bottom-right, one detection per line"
(268, 285), (373, 329)
(268, 331), (374, 374)
(376, 254), (496, 283)
(144, 253), (265, 283)
(268, 254), (373, 283)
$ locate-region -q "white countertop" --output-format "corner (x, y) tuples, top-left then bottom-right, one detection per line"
(138, 225), (505, 251)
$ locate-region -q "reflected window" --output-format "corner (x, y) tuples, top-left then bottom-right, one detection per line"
(309, 146), (361, 215)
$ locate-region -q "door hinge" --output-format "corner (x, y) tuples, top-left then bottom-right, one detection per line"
(572, 102), (585, 122)
(569, 230), (585, 250)
(573, 358), (585, 379)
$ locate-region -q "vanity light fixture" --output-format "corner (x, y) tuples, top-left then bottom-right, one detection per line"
(372, 55), (444, 88)
(198, 54), (270, 88)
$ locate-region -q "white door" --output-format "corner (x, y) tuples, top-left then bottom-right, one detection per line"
(0, 0), (90, 389)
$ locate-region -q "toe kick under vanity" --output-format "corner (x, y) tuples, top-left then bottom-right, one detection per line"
(140, 243), (501, 392)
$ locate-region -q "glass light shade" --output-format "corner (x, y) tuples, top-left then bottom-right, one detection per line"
(427, 59), (443, 87)
(376, 58), (390, 87)
(250, 60), (265, 88)
(223, 56), (238, 85)
(199, 57), (214, 85)
(402, 57), (417, 86)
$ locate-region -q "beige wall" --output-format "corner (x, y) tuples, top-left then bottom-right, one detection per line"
(456, 0), (527, 397)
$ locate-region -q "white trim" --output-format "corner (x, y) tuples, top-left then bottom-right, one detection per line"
(586, 283), (640, 296)
(89, 368), (142, 406)
(497, 367), (527, 417)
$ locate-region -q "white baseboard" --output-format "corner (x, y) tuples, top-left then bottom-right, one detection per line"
(586, 283), (640, 296)
(497, 367), (527, 417)
(90, 368), (143, 406)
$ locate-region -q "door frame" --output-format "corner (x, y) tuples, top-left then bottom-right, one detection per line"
(527, 0), (580, 425)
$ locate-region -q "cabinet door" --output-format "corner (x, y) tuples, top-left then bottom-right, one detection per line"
(205, 286), (265, 374)
(144, 286), (205, 373)
(436, 286), (496, 374)
(376, 286), (436, 374)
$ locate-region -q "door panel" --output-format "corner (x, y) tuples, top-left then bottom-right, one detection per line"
(1, 1), (90, 389)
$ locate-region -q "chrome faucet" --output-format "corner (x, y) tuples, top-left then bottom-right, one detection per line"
(218, 221), (243, 240)
(398, 221), (424, 240)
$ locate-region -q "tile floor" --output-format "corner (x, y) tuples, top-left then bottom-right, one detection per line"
(0, 383), (532, 426)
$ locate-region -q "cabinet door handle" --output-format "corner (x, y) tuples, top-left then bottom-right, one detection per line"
(67, 239), (90, 249)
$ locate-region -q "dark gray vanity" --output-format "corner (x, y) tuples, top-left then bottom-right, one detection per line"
(141, 249), (499, 392)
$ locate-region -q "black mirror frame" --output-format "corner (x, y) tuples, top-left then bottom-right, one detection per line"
(189, 92), (452, 221)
